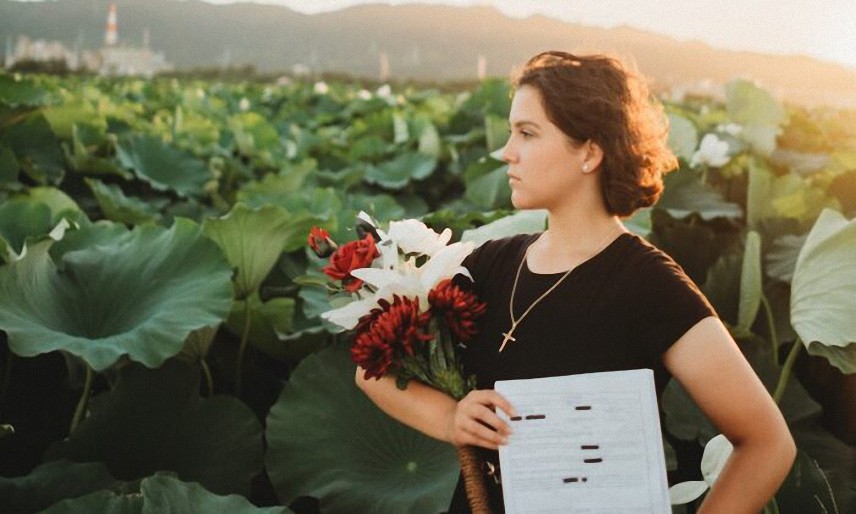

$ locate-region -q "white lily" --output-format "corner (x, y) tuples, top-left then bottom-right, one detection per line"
(691, 133), (731, 168)
(387, 218), (453, 256)
(320, 240), (475, 330)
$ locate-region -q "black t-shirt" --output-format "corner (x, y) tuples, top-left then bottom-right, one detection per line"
(448, 231), (716, 513)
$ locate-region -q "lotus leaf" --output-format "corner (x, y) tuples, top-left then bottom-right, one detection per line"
(86, 178), (161, 225)
(0, 218), (234, 371)
(667, 114), (698, 162)
(225, 294), (296, 361)
(0, 112), (65, 184)
(42, 474), (289, 514)
(43, 100), (105, 139)
(0, 198), (52, 260)
(115, 134), (211, 197)
(791, 209), (856, 373)
(0, 459), (120, 513)
(202, 203), (292, 299)
(657, 169), (742, 220)
(0, 74), (52, 107)
(0, 144), (20, 184)
(266, 345), (459, 513)
(46, 359), (263, 496)
(365, 152), (437, 190)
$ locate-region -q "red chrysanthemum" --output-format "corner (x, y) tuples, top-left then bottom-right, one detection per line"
(351, 295), (432, 380)
(428, 279), (486, 343)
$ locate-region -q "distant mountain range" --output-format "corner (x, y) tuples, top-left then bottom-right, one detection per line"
(2, 0), (855, 107)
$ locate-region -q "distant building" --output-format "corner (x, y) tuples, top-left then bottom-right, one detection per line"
(2, 2), (173, 77)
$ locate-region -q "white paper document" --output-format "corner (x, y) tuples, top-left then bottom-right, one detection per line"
(495, 369), (670, 514)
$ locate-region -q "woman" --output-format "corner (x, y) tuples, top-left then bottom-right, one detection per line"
(357, 51), (795, 513)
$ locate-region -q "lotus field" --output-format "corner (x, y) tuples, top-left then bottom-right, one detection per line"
(0, 71), (854, 513)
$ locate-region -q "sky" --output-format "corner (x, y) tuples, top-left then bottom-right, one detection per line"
(198, 0), (856, 70)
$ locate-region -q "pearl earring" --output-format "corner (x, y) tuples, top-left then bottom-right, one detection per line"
(582, 163), (589, 172)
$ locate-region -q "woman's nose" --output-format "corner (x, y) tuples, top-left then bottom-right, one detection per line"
(500, 143), (516, 164)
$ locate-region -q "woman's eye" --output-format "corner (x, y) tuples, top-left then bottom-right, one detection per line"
(521, 131), (534, 138)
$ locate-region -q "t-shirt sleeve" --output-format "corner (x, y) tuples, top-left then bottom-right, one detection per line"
(632, 250), (717, 359)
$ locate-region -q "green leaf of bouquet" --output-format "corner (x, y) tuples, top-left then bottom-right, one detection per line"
(0, 459), (121, 514)
(791, 209), (856, 373)
(86, 178), (161, 225)
(0, 111), (65, 185)
(46, 359), (264, 496)
(365, 152), (436, 190)
(657, 168), (742, 220)
(737, 231), (762, 335)
(202, 203), (292, 299)
(115, 134), (211, 197)
(461, 209), (547, 247)
(0, 218), (234, 371)
(667, 114), (698, 162)
(266, 345), (459, 513)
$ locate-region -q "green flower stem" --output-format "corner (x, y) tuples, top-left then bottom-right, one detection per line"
(773, 339), (803, 404)
(235, 298), (252, 395)
(770, 497), (781, 514)
(201, 358), (214, 396)
(69, 364), (94, 435)
(760, 294), (779, 367)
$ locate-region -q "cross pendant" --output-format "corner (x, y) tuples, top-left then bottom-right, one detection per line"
(499, 324), (517, 352)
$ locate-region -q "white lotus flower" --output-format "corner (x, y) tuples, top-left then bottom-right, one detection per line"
(716, 123), (743, 136)
(376, 84), (392, 98)
(357, 89), (372, 100)
(387, 219), (452, 256)
(313, 81), (329, 95)
(238, 97), (250, 112)
(691, 133), (731, 168)
(669, 434), (733, 505)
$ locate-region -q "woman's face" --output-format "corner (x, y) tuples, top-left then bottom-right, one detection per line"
(501, 85), (588, 211)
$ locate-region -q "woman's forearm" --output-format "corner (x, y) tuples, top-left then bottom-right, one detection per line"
(355, 367), (458, 443)
(698, 434), (796, 514)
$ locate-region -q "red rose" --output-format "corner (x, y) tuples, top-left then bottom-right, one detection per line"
(308, 226), (336, 258)
(323, 234), (379, 292)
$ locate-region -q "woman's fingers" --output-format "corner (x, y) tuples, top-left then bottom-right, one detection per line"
(451, 389), (516, 449)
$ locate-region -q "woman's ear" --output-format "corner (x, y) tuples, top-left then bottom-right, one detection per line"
(582, 140), (604, 173)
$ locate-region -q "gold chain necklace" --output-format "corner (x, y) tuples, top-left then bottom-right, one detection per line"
(499, 228), (621, 352)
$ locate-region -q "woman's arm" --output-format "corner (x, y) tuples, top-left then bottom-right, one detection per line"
(664, 316), (796, 514)
(355, 367), (517, 450)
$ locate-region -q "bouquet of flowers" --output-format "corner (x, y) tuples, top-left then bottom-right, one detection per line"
(308, 213), (493, 513)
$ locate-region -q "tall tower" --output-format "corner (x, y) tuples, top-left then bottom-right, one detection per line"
(104, 3), (118, 46)
(379, 51), (390, 82)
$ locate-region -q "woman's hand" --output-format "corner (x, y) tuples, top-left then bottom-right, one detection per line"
(446, 389), (517, 450)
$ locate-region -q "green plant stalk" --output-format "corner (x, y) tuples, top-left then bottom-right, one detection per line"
(0, 351), (13, 416)
(69, 364), (94, 435)
(770, 497), (781, 514)
(773, 339), (803, 404)
(201, 358), (214, 396)
(760, 294), (779, 367)
(235, 298), (252, 395)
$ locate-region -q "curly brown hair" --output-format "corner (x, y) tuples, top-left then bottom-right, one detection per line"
(513, 51), (678, 217)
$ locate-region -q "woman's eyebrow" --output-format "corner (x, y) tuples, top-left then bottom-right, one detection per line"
(511, 120), (540, 129)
